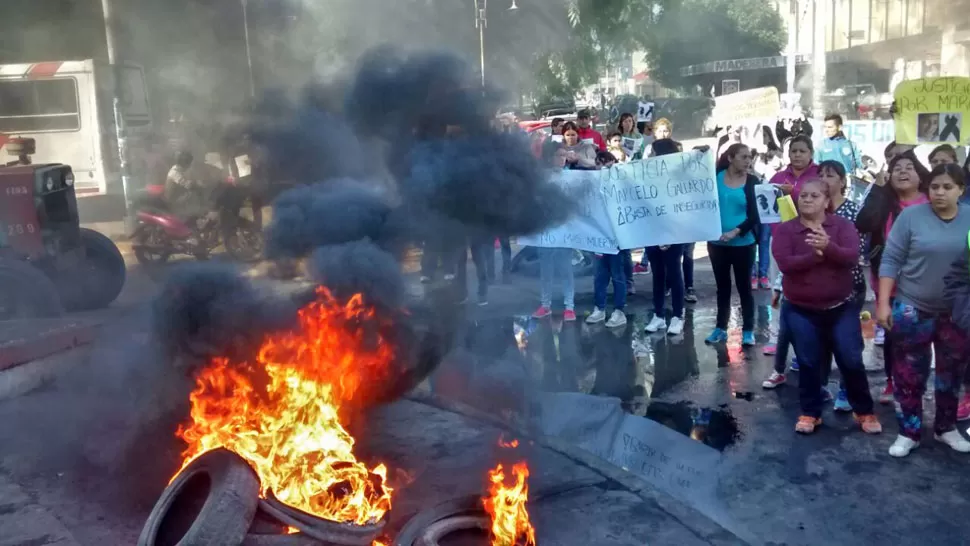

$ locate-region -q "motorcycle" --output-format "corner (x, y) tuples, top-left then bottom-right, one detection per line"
(131, 183), (263, 265)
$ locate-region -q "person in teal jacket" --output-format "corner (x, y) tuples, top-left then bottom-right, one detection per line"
(814, 114), (862, 175)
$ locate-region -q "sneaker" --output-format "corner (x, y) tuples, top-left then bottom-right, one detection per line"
(795, 416), (821, 434)
(789, 357), (799, 372)
(644, 315), (667, 333)
(759, 276), (771, 289)
(763, 344), (777, 356)
(606, 310), (627, 328)
(684, 288), (698, 303)
(443, 273), (456, 281)
(855, 414), (882, 434)
(704, 328), (728, 344)
(586, 308), (607, 324)
(667, 316), (685, 336)
(420, 275), (432, 284)
(834, 388), (852, 412)
(477, 299), (489, 307)
(750, 277), (758, 290)
(958, 394), (970, 421)
(532, 306), (552, 319)
(874, 326), (885, 346)
(935, 430), (970, 452)
(741, 331), (756, 346)
(821, 387), (834, 403)
(879, 381), (894, 404)
(633, 263), (649, 274)
(889, 435), (919, 457)
(762, 371), (786, 389)
(665, 288), (671, 297)
(563, 309), (577, 322)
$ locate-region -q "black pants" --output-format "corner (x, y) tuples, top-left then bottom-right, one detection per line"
(421, 239), (460, 278)
(456, 236), (489, 301)
(484, 237), (512, 281)
(707, 243), (755, 331)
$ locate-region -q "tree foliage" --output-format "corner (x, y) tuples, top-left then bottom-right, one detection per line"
(641, 0), (786, 90)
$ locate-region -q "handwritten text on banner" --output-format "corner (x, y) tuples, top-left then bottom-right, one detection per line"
(519, 150), (721, 252)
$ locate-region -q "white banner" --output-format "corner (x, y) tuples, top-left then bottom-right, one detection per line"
(520, 150), (721, 252)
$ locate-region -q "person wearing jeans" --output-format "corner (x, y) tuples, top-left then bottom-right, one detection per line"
(533, 247), (576, 321)
(643, 245), (685, 335)
(750, 225), (771, 289)
(706, 143), (760, 346)
(587, 253), (627, 328)
(877, 163), (970, 457)
(773, 178), (881, 435)
(455, 235), (490, 306)
(682, 243), (697, 303)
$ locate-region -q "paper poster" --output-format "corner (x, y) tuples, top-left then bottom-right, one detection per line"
(754, 184), (781, 224)
(520, 149), (721, 251)
(893, 77), (970, 145)
(234, 154), (252, 178)
(551, 135), (563, 143)
(713, 86), (780, 127)
(779, 92), (802, 117)
(621, 137), (641, 157)
(581, 138), (596, 146)
(637, 101), (655, 122)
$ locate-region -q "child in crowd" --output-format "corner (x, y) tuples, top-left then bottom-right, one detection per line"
(606, 132), (629, 163)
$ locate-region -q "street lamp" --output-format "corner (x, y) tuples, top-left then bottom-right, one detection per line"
(242, 0), (256, 98)
(474, 0), (520, 88)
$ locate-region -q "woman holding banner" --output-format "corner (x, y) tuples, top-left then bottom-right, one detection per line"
(773, 179), (881, 435)
(705, 143), (760, 346)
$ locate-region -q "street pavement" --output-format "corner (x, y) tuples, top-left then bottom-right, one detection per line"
(0, 248), (969, 545)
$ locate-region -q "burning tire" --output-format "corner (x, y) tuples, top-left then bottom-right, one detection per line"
(137, 448), (260, 546)
(58, 228), (127, 311)
(0, 258), (64, 320)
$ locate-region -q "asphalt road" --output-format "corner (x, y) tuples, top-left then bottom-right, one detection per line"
(0, 250), (968, 545)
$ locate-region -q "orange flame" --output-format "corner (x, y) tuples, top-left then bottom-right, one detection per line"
(175, 287), (394, 525)
(483, 462), (537, 546)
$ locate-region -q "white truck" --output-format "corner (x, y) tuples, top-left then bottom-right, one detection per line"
(0, 59), (153, 223)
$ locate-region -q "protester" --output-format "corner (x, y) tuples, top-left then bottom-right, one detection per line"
(856, 151), (930, 402)
(643, 139), (688, 336)
(541, 117), (566, 162)
(533, 147), (578, 322)
(683, 243), (697, 303)
(773, 179), (881, 435)
(942, 178), (970, 421)
(606, 131), (629, 163)
(878, 163), (970, 457)
(559, 121), (597, 169)
(762, 271), (799, 389)
(587, 248), (628, 328)
(771, 135), (819, 200)
(929, 144), (958, 168)
(814, 114), (861, 175)
(454, 234), (490, 306)
(617, 113), (644, 160)
(645, 118), (681, 157)
(705, 143), (759, 346)
(576, 110), (606, 151)
(595, 149), (618, 168)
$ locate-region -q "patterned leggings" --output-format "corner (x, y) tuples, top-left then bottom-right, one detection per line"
(890, 300), (969, 441)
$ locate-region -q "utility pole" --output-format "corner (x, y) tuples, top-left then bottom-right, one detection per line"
(100, 0), (134, 229)
(474, 0), (487, 88)
(785, 0), (797, 94)
(811, 0), (827, 120)
(242, 0), (256, 98)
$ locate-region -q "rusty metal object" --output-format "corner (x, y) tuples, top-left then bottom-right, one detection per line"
(257, 495), (387, 546)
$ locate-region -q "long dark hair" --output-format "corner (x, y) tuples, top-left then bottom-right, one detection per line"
(817, 159), (847, 194)
(788, 134), (814, 154)
(927, 163), (967, 190)
(716, 143), (748, 173)
(618, 113), (636, 134)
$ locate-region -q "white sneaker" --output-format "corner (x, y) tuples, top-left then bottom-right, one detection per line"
(443, 273), (456, 281)
(667, 316), (685, 336)
(605, 310), (627, 328)
(888, 435), (919, 457)
(935, 430), (970, 453)
(874, 326), (885, 346)
(762, 371), (787, 389)
(645, 315), (667, 333)
(586, 308), (606, 324)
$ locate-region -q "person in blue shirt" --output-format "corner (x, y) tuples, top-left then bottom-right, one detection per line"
(815, 114), (861, 175)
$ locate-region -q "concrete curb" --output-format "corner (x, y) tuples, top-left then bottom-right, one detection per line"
(0, 472), (82, 546)
(406, 392), (758, 546)
(0, 320), (99, 371)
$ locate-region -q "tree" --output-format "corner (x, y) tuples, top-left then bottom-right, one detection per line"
(641, 0), (786, 90)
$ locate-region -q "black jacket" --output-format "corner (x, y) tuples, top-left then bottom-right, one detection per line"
(944, 243), (970, 334)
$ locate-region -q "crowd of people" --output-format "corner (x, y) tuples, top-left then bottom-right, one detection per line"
(522, 107), (970, 456)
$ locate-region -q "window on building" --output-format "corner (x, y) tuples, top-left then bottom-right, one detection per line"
(906, 0), (924, 36)
(871, 0), (888, 42)
(833, 0), (851, 49)
(0, 79), (80, 133)
(849, 0), (871, 45)
(887, 0), (905, 39)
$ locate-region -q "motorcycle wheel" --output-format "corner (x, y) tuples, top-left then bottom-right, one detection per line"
(224, 219), (264, 263)
(132, 224), (172, 265)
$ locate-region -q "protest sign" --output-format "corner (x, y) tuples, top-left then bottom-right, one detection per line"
(517, 168), (620, 254)
(713, 86), (780, 127)
(621, 136), (642, 158)
(754, 184), (781, 224)
(893, 77), (970, 145)
(637, 101), (655, 122)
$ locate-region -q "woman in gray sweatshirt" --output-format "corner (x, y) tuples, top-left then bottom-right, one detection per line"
(877, 163), (970, 458)
(559, 121), (597, 170)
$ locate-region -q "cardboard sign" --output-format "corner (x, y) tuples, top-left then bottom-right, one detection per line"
(713, 86), (780, 127)
(637, 101), (655, 123)
(754, 184), (781, 224)
(893, 77), (970, 145)
(519, 149), (721, 251)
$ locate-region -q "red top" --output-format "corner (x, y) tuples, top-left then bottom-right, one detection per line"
(772, 214), (860, 310)
(769, 163), (819, 201)
(576, 127), (606, 150)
